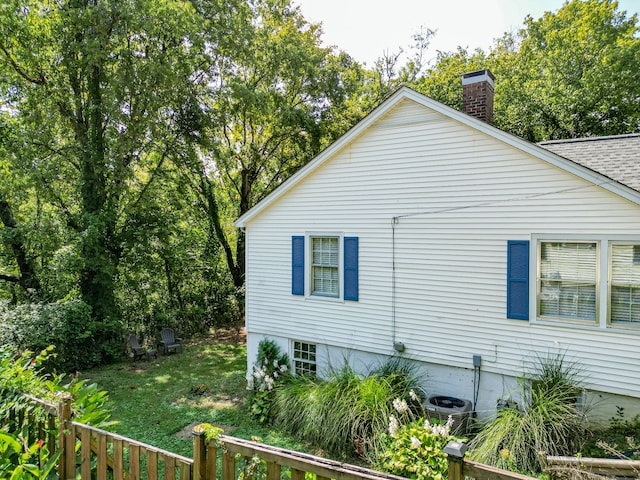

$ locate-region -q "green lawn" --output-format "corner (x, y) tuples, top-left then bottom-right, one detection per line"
(80, 332), (305, 458)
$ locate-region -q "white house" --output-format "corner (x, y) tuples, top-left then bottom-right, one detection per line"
(234, 70), (640, 419)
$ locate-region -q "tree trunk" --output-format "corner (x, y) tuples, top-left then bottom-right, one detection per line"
(77, 62), (120, 322)
(202, 176), (244, 288)
(0, 197), (42, 295)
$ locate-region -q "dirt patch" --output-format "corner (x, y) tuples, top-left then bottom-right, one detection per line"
(186, 326), (246, 347)
(173, 394), (243, 410)
(174, 421), (237, 439)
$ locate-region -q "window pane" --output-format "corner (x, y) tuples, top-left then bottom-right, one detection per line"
(311, 237), (339, 296)
(292, 341), (317, 377)
(312, 237), (338, 266)
(539, 242), (597, 321)
(611, 244), (640, 324)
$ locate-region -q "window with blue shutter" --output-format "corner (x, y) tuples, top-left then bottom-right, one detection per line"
(507, 240), (529, 320)
(344, 237), (359, 301)
(292, 236), (304, 295)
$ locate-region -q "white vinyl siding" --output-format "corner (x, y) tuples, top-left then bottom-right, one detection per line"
(243, 98), (640, 400)
(610, 243), (640, 326)
(292, 341), (317, 376)
(311, 237), (339, 297)
(538, 242), (598, 322)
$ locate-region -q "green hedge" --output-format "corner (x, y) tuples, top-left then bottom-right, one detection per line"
(0, 299), (123, 372)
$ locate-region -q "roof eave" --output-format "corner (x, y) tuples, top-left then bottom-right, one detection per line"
(233, 87), (414, 227)
(233, 87), (640, 227)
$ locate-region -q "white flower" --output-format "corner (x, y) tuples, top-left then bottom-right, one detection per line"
(431, 424), (447, 436)
(424, 416), (452, 437)
(280, 364), (289, 373)
(410, 436), (422, 449)
(273, 371), (279, 379)
(445, 415), (454, 429)
(409, 390), (419, 402)
(273, 359), (279, 368)
(264, 376), (275, 391)
(392, 398), (409, 414)
(388, 415), (399, 436)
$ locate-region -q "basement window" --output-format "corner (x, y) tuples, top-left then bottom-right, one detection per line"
(292, 341), (316, 376)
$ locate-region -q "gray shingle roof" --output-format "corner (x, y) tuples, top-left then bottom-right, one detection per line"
(538, 134), (640, 192)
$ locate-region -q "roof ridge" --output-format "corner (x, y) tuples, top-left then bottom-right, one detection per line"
(538, 133), (640, 145)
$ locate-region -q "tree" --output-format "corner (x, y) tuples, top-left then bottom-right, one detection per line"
(378, 1), (640, 142)
(0, 116), (44, 299)
(500, 0), (640, 140)
(0, 0), (203, 328)
(183, 0), (363, 290)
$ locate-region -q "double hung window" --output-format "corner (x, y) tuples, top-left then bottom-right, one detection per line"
(291, 234), (358, 301)
(538, 242), (597, 322)
(610, 244), (640, 325)
(509, 239), (640, 329)
(311, 237), (339, 297)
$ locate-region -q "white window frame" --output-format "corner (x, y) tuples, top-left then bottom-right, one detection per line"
(608, 241), (640, 328)
(531, 235), (640, 331)
(536, 240), (599, 324)
(306, 232), (344, 301)
(291, 340), (317, 376)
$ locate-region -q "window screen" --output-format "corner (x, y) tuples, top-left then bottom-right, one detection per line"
(539, 242), (597, 322)
(311, 237), (339, 296)
(610, 244), (640, 324)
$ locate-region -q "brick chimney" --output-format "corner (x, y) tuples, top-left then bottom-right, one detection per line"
(462, 69), (495, 123)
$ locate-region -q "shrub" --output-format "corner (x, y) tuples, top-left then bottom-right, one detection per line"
(273, 358), (423, 460)
(469, 352), (589, 474)
(0, 346), (114, 477)
(0, 431), (61, 480)
(248, 339), (290, 424)
(0, 299), (123, 372)
(582, 407), (640, 459)
(378, 417), (458, 480)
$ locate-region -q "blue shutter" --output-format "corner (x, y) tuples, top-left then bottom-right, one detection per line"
(292, 236), (304, 295)
(507, 240), (529, 320)
(344, 237), (359, 301)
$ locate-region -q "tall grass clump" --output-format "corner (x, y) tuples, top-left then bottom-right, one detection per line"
(469, 352), (589, 474)
(273, 358), (422, 460)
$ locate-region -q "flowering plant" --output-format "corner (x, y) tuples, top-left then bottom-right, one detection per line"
(248, 339), (289, 424)
(378, 390), (464, 480)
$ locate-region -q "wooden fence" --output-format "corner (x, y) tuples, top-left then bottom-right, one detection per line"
(544, 454), (640, 479)
(8, 394), (538, 480)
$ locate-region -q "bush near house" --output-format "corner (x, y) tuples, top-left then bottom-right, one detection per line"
(469, 352), (589, 474)
(273, 358), (423, 461)
(582, 407), (640, 460)
(248, 339), (290, 424)
(378, 416), (458, 480)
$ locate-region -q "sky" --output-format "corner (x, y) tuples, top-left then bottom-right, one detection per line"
(294, 0), (640, 66)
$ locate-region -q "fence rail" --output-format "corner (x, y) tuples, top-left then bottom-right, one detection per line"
(194, 432), (408, 480)
(5, 394), (537, 480)
(71, 421), (194, 480)
(544, 454), (640, 479)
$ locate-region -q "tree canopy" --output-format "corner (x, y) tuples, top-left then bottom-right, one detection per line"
(0, 0), (638, 367)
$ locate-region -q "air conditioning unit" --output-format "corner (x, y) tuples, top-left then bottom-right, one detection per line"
(425, 395), (473, 435)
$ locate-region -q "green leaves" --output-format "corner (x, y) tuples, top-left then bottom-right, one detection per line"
(503, 0), (640, 140)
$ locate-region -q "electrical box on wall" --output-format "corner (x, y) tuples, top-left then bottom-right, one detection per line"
(473, 354), (482, 368)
